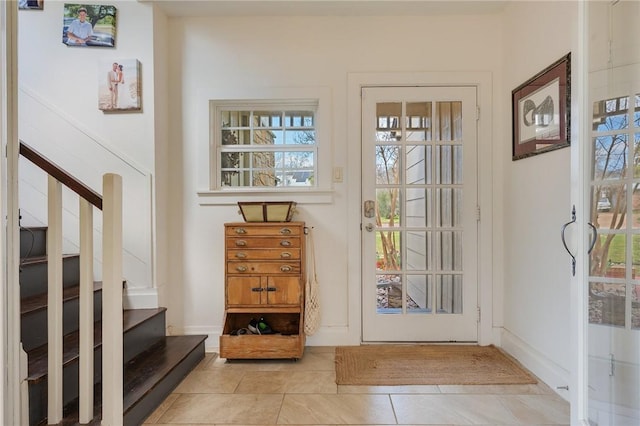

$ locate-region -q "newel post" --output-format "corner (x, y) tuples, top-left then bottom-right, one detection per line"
(101, 173), (123, 425)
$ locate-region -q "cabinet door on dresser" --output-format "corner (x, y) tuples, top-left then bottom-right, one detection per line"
(266, 276), (301, 305)
(226, 276), (263, 306)
(226, 276), (301, 307)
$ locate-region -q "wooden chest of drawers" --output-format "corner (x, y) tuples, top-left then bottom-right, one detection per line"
(220, 222), (306, 359)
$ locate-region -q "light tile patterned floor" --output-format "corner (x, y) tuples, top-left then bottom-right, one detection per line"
(144, 346), (569, 425)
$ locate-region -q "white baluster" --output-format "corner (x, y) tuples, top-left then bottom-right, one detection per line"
(79, 199), (94, 423)
(101, 173), (123, 426)
(47, 176), (63, 424)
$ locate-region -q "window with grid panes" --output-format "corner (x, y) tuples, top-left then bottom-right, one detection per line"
(212, 101), (318, 189)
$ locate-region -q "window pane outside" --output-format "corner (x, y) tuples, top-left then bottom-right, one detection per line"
(217, 106), (317, 187)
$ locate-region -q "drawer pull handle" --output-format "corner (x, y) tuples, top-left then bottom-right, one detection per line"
(280, 265), (293, 272)
(266, 287), (277, 292)
(235, 240), (247, 247)
(235, 266), (248, 272)
(251, 287), (263, 292)
(281, 252), (292, 259)
(280, 228), (292, 235)
(235, 252), (247, 259)
(280, 240), (291, 247)
(235, 228), (247, 234)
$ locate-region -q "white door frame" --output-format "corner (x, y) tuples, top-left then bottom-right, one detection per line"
(569, 3), (589, 422)
(347, 71), (494, 346)
(1, 1), (23, 425)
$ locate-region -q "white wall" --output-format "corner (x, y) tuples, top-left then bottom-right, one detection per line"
(15, 2), (581, 400)
(165, 13), (503, 345)
(500, 1), (578, 395)
(17, 0), (158, 301)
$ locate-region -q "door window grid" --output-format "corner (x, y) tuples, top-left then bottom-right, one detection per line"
(375, 101), (464, 315)
(589, 93), (640, 330)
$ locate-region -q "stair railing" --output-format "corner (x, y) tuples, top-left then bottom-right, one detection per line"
(19, 141), (123, 425)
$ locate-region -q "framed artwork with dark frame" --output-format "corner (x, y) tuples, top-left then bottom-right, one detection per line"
(512, 53), (571, 161)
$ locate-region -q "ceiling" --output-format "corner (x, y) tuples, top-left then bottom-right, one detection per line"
(148, 0), (508, 18)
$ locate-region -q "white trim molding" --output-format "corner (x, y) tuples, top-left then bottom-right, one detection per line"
(501, 328), (570, 401)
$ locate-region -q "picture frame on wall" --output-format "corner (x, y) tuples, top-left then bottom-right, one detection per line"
(512, 53), (571, 161)
(99, 59), (142, 112)
(19, 0), (44, 10)
(63, 4), (116, 47)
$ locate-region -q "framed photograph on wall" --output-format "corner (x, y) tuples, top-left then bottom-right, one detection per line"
(63, 4), (116, 47)
(99, 59), (142, 112)
(19, 0), (44, 10)
(512, 53), (571, 160)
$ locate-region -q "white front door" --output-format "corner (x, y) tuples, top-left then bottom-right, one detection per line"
(361, 86), (478, 342)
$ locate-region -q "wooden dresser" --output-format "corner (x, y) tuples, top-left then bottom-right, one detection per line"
(219, 222), (306, 359)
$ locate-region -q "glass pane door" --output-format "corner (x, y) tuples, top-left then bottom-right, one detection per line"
(587, 67), (640, 424)
(362, 86), (478, 342)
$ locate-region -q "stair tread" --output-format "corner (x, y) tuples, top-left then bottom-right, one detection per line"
(19, 253), (78, 266)
(57, 335), (207, 426)
(123, 335), (207, 409)
(27, 308), (167, 381)
(21, 281), (102, 315)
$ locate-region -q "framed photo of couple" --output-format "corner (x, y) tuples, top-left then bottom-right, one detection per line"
(98, 59), (142, 112)
(512, 53), (571, 161)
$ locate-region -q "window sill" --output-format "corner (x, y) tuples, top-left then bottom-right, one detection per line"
(197, 188), (334, 206)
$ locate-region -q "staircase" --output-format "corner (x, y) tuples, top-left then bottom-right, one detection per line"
(20, 226), (207, 425)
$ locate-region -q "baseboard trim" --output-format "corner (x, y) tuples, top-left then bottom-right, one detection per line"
(501, 329), (570, 401)
(123, 288), (158, 309)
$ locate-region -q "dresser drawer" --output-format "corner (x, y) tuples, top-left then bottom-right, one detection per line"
(226, 237), (301, 249)
(226, 224), (303, 237)
(227, 261), (301, 275)
(228, 248), (301, 261)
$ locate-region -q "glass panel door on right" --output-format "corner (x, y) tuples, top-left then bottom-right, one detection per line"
(588, 87), (640, 425)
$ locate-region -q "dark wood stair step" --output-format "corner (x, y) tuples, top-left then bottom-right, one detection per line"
(27, 308), (167, 382)
(57, 335), (207, 426)
(19, 255), (81, 299)
(21, 281), (102, 315)
(21, 282), (104, 353)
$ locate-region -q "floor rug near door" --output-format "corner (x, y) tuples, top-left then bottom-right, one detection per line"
(335, 345), (537, 385)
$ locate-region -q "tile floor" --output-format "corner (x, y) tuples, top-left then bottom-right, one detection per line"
(144, 346), (570, 425)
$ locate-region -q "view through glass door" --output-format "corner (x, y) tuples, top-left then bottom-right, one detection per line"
(361, 86), (478, 342)
(584, 2), (640, 424)
(587, 68), (640, 425)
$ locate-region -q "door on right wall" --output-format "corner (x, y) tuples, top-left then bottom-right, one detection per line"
(586, 15), (640, 421)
